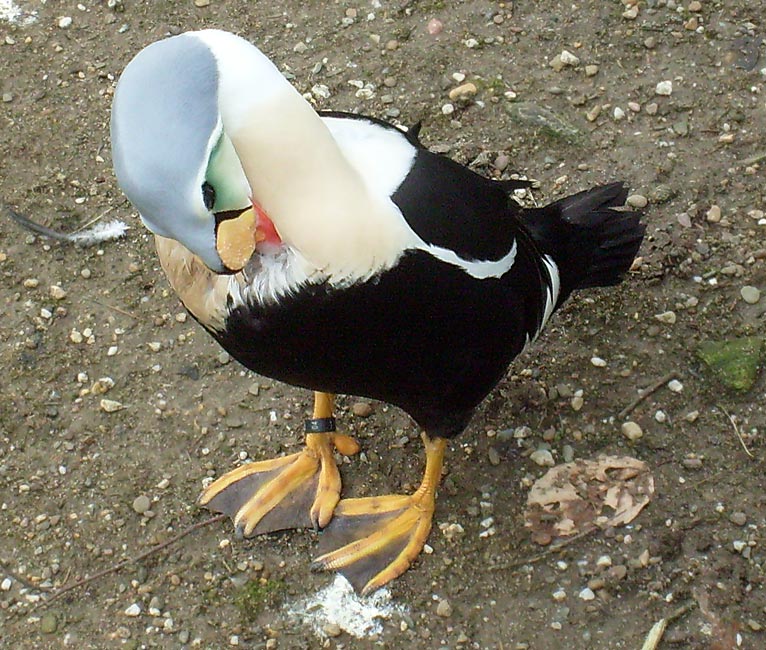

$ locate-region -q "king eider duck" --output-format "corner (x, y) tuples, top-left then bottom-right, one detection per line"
(110, 29), (645, 595)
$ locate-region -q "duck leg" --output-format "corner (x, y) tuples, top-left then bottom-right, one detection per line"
(312, 433), (447, 595)
(199, 392), (359, 535)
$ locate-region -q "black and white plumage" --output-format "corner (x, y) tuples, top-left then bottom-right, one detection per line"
(111, 29), (645, 594)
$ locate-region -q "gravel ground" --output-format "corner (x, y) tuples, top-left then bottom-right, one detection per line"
(1, 1), (766, 649)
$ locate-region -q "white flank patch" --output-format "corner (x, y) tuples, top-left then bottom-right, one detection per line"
(284, 575), (407, 639)
(70, 220), (129, 246)
(0, 0), (37, 24)
(421, 239), (517, 280)
(539, 254), (560, 332)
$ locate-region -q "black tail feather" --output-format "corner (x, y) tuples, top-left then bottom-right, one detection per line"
(521, 182), (645, 305)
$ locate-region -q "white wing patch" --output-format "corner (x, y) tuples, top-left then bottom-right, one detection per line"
(321, 117), (417, 200)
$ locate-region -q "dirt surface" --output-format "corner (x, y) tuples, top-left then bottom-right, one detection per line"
(2, 1), (766, 648)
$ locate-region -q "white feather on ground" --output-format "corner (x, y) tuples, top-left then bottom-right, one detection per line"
(70, 220), (130, 245)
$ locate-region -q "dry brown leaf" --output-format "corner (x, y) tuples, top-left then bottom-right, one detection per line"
(524, 455), (654, 545)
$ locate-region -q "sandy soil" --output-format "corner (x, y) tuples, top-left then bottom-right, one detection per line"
(1, 1), (766, 648)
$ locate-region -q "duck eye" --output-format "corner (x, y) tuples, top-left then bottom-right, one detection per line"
(201, 181), (216, 211)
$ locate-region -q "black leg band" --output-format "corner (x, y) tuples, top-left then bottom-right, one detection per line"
(304, 417), (336, 433)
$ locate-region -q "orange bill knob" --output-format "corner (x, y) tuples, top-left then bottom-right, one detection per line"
(216, 207), (257, 272)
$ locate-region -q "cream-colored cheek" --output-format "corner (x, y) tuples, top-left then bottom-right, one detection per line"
(216, 207), (257, 271)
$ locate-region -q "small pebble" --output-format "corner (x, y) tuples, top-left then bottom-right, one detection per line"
(621, 421), (643, 441)
(351, 401), (373, 417)
(436, 598), (453, 617)
(579, 587), (596, 601)
(654, 311), (677, 324)
(1, 577), (12, 591)
(655, 80), (673, 96)
(448, 82), (477, 101)
(706, 205), (722, 223)
(609, 565), (628, 581)
(100, 398), (124, 413)
(626, 194), (648, 209)
(590, 356), (607, 367)
(562, 445), (574, 463)
(488, 447), (501, 466)
(596, 555), (612, 568)
(550, 50), (580, 71)
(323, 622), (342, 637)
(740, 286), (760, 304)
(132, 494), (151, 514)
(58, 16), (73, 29)
(584, 64), (599, 77)
(124, 603), (142, 617)
(530, 449), (555, 467)
(667, 379), (683, 392)
(427, 18), (444, 35)
(571, 395), (584, 411)
(50, 285), (67, 300)
(552, 588), (567, 601)
(650, 184), (674, 203)
(729, 512), (747, 526)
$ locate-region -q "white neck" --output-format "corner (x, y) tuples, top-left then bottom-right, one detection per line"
(199, 30), (415, 282)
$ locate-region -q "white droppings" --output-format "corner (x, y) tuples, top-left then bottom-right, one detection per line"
(0, 0), (37, 25)
(284, 575), (407, 639)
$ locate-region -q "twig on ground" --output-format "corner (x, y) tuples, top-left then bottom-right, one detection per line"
(31, 514), (225, 611)
(496, 527), (597, 571)
(719, 406), (755, 459)
(85, 298), (137, 320)
(71, 206), (115, 234)
(618, 371), (678, 420)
